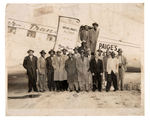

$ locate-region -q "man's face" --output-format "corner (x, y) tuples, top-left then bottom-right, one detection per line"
(41, 53), (45, 57)
(57, 52), (61, 56)
(28, 51), (33, 56)
(118, 51), (122, 56)
(85, 25), (88, 30)
(81, 52), (84, 57)
(63, 51), (67, 55)
(93, 25), (98, 30)
(74, 49), (78, 54)
(50, 52), (54, 57)
(69, 54), (73, 58)
(111, 53), (115, 58)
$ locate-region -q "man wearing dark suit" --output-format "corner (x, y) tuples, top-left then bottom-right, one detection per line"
(46, 49), (55, 91)
(23, 49), (38, 92)
(89, 52), (103, 91)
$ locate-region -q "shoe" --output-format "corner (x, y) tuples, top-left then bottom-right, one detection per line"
(76, 90), (79, 93)
(106, 90), (109, 92)
(34, 90), (38, 92)
(28, 90), (32, 93)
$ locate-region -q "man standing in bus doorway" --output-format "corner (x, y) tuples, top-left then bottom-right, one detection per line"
(117, 48), (127, 91)
(89, 22), (100, 53)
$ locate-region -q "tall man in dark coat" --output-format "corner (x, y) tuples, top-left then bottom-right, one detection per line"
(89, 52), (103, 91)
(46, 49), (55, 91)
(23, 49), (38, 92)
(65, 52), (79, 92)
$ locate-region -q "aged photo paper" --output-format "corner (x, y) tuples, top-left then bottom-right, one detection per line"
(6, 3), (144, 116)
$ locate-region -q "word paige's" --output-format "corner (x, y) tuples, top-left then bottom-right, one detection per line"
(99, 43), (118, 51)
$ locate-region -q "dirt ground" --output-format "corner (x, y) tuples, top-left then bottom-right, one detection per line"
(6, 72), (144, 116)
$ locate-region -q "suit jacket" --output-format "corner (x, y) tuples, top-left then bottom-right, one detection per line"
(23, 55), (38, 78)
(37, 56), (46, 75)
(46, 56), (54, 72)
(89, 58), (103, 74)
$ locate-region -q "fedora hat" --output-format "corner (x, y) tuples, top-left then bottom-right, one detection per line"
(48, 49), (55, 54)
(92, 22), (99, 27)
(40, 50), (46, 54)
(27, 49), (34, 53)
(117, 48), (123, 53)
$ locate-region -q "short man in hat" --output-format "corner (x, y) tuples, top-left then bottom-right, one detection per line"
(89, 52), (103, 92)
(46, 49), (55, 91)
(76, 49), (89, 91)
(23, 49), (38, 92)
(65, 52), (79, 92)
(61, 48), (68, 91)
(106, 51), (118, 92)
(116, 48), (127, 91)
(89, 22), (100, 52)
(37, 50), (47, 92)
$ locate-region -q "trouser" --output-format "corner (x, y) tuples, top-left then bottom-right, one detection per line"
(55, 81), (64, 91)
(62, 80), (68, 91)
(92, 73), (102, 91)
(38, 74), (46, 91)
(28, 74), (37, 92)
(118, 68), (125, 90)
(47, 71), (55, 91)
(106, 71), (118, 91)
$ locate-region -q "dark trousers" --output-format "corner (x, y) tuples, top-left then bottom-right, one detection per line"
(47, 71), (55, 91)
(28, 73), (37, 92)
(106, 71), (118, 91)
(55, 81), (64, 91)
(92, 73), (102, 91)
(62, 80), (68, 91)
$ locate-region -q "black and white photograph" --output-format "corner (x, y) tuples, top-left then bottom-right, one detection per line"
(5, 3), (144, 116)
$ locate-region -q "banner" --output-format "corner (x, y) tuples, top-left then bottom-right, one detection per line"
(8, 18), (57, 35)
(54, 16), (80, 51)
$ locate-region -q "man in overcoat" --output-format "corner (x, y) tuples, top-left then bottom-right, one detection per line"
(53, 51), (65, 91)
(116, 48), (127, 91)
(23, 49), (38, 92)
(76, 50), (89, 91)
(65, 52), (79, 92)
(46, 49), (55, 91)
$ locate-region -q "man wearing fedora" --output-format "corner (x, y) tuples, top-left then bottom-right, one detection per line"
(117, 48), (127, 91)
(61, 48), (68, 91)
(23, 49), (38, 92)
(76, 49), (89, 91)
(46, 49), (55, 91)
(89, 22), (100, 53)
(37, 50), (47, 92)
(106, 51), (119, 92)
(65, 52), (79, 92)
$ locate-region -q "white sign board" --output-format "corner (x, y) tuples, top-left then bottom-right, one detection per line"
(54, 16), (80, 51)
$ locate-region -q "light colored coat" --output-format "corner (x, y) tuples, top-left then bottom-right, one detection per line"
(76, 57), (89, 82)
(116, 55), (127, 71)
(53, 55), (67, 81)
(37, 56), (46, 75)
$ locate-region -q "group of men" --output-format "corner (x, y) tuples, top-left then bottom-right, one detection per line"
(23, 22), (127, 93)
(23, 46), (127, 93)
